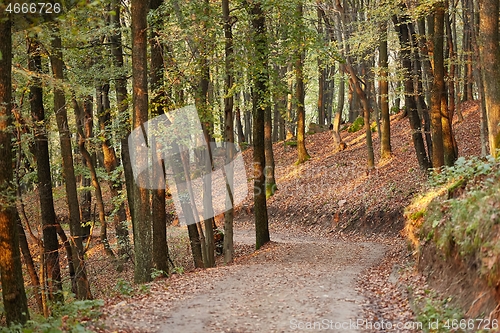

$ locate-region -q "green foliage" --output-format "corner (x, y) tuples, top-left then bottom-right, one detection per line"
(1, 299), (103, 333)
(415, 292), (464, 333)
(348, 116), (364, 133)
(171, 266), (185, 275)
(150, 268), (168, 280)
(429, 155), (498, 187)
(419, 155), (500, 284)
(114, 278), (133, 297)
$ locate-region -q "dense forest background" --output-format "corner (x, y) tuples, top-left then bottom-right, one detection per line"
(1, 0), (500, 329)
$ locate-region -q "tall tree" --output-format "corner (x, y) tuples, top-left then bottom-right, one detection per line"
(393, 15), (430, 170)
(222, 0), (235, 263)
(28, 37), (63, 301)
(110, 0), (134, 223)
(431, 3), (445, 170)
(295, 2), (310, 164)
(0, 7), (30, 324)
(346, 64), (375, 169)
(131, 0), (153, 283)
(479, 0), (500, 157)
(249, 0), (270, 249)
(379, 23), (391, 159)
(50, 25), (92, 300)
(150, 0), (169, 276)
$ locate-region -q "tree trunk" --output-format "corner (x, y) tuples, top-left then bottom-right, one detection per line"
(235, 106), (246, 144)
(462, 0), (474, 101)
(50, 26), (92, 299)
(110, 0), (134, 224)
(223, 0), (235, 264)
(379, 24), (391, 159)
(346, 64), (375, 169)
(17, 216), (42, 311)
(393, 16), (431, 170)
(431, 5), (445, 170)
(73, 97), (115, 257)
(0, 11), (30, 323)
(79, 95), (92, 239)
(97, 87), (130, 261)
(443, 8), (458, 166)
(28, 36), (63, 302)
(131, 0), (153, 283)
(295, 2), (310, 164)
(250, 1), (270, 249)
(479, 0), (500, 157)
(150, 0), (169, 276)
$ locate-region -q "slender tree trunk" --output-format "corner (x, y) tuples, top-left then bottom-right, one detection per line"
(17, 216), (42, 311)
(393, 16), (431, 170)
(28, 37), (63, 302)
(97, 88), (130, 261)
(50, 26), (92, 299)
(462, 0), (474, 101)
(73, 97), (115, 257)
(431, 5), (445, 170)
(346, 64), (375, 169)
(79, 95), (92, 239)
(295, 2), (310, 164)
(131, 0), (153, 283)
(250, 1), (270, 249)
(198, 0), (215, 268)
(110, 0), (134, 223)
(150, 0), (169, 276)
(235, 106), (246, 144)
(479, 0), (500, 157)
(471, 2), (488, 156)
(443, 8), (458, 165)
(0, 11), (30, 323)
(223, 0), (235, 264)
(379, 24), (391, 159)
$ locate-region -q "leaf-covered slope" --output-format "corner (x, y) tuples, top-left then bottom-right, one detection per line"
(240, 102), (482, 237)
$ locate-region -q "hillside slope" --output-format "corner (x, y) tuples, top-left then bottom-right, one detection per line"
(239, 101), (481, 238)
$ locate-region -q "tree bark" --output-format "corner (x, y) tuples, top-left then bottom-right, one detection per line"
(223, 0), (235, 264)
(73, 97), (115, 257)
(131, 0), (153, 283)
(479, 0), (500, 157)
(110, 0), (134, 224)
(250, 1), (270, 249)
(0, 10), (30, 323)
(150, 0), (169, 276)
(295, 2), (310, 164)
(431, 5), (445, 170)
(50, 25), (92, 299)
(346, 64), (375, 169)
(28, 36), (63, 302)
(379, 24), (391, 159)
(393, 15), (430, 170)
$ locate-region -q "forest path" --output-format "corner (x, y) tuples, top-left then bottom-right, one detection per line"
(103, 228), (386, 332)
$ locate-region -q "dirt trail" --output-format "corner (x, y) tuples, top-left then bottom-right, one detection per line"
(160, 230), (386, 333)
(103, 228), (386, 333)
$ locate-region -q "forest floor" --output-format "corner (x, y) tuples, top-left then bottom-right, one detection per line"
(19, 103), (481, 332)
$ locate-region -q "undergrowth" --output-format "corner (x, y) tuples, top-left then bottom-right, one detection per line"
(406, 155), (500, 284)
(1, 298), (103, 333)
(414, 291), (464, 333)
